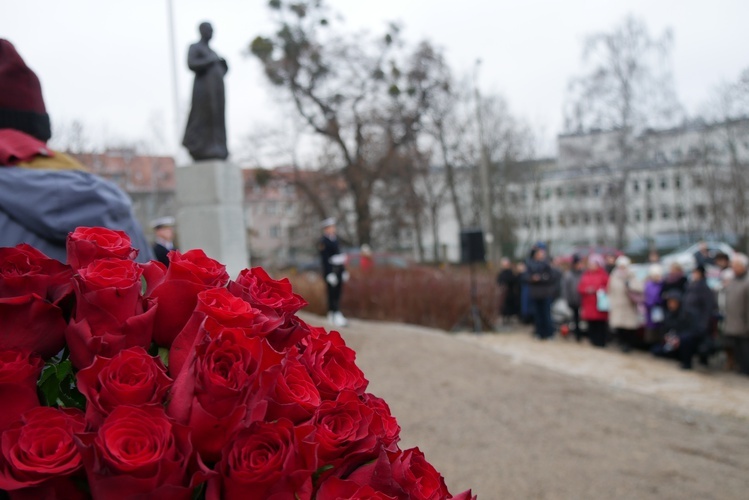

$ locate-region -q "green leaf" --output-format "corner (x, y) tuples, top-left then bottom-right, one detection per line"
(38, 370), (60, 406)
(55, 359), (73, 382)
(312, 464), (334, 484)
(158, 347), (170, 367)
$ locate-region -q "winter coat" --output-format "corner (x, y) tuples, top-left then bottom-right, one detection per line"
(723, 272), (749, 338)
(660, 273), (688, 303)
(662, 304), (698, 339)
(643, 280), (664, 329)
(578, 268), (609, 322)
(525, 258), (556, 300)
(562, 269), (582, 308)
(0, 165), (153, 264)
(607, 268), (643, 330)
(682, 278), (717, 336)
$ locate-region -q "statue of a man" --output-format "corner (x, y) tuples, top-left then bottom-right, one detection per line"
(182, 22), (229, 161)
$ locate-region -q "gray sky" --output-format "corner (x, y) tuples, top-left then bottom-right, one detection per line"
(2, 0), (747, 159)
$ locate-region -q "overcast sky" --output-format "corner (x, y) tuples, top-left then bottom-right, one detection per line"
(2, 0), (747, 161)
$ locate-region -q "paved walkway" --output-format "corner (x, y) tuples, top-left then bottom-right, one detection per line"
(300, 313), (749, 499)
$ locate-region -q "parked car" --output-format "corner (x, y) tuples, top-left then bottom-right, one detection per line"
(660, 241), (734, 273)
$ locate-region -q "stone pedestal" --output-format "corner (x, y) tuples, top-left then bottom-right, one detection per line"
(176, 161), (249, 278)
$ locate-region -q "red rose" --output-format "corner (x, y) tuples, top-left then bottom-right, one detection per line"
(0, 350), (43, 431)
(76, 405), (207, 500)
(299, 329), (368, 399)
(207, 419), (317, 500)
(0, 244), (73, 304)
(316, 477), (399, 500)
(0, 294), (68, 359)
(228, 267), (307, 317)
(266, 314), (314, 352)
(0, 407), (86, 498)
(390, 448), (472, 500)
(261, 353), (322, 424)
(148, 249), (230, 348)
(65, 259), (155, 369)
(362, 393), (401, 453)
(307, 390), (379, 475)
(77, 347), (173, 427)
(66, 226), (138, 269)
(168, 287), (280, 378)
(167, 320), (283, 462)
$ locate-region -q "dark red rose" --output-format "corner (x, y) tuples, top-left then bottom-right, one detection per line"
(362, 393), (400, 452)
(207, 419), (317, 500)
(168, 287), (280, 378)
(316, 477), (399, 500)
(76, 405), (208, 500)
(307, 390), (379, 475)
(0, 407), (86, 498)
(390, 447), (466, 500)
(148, 249), (230, 348)
(266, 314), (314, 352)
(261, 353), (322, 424)
(0, 244), (73, 304)
(299, 329), (368, 399)
(66, 226), (138, 269)
(65, 259), (155, 369)
(167, 319), (283, 462)
(0, 294), (68, 359)
(0, 350), (43, 431)
(228, 267), (307, 317)
(77, 347), (172, 427)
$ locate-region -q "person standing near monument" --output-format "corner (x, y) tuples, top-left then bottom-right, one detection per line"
(151, 216), (177, 267)
(182, 22), (228, 161)
(0, 39), (152, 263)
(319, 218), (348, 327)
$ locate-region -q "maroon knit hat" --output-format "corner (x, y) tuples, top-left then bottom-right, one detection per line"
(0, 39), (51, 141)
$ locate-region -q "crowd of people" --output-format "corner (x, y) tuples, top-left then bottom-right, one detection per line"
(496, 243), (749, 375)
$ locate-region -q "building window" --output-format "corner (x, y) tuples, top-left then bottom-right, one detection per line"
(634, 209), (641, 222)
(546, 215), (553, 228)
(555, 186), (563, 198)
(570, 213), (578, 225)
(567, 186), (576, 198)
(695, 205), (707, 219)
(608, 211), (616, 223)
(645, 178), (653, 191)
(674, 175), (682, 190)
(661, 206), (670, 219)
(633, 180), (640, 193)
(660, 177), (668, 190)
(269, 225), (281, 238)
(534, 217), (541, 229)
(693, 174), (703, 187)
(593, 184), (600, 197)
(595, 213), (603, 224)
(580, 185), (589, 197)
(544, 188), (551, 200)
(676, 205), (685, 219)
(646, 208), (654, 221)
(582, 212), (590, 224)
(558, 214), (566, 227)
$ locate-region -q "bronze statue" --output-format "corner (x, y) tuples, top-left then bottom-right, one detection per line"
(182, 22), (229, 161)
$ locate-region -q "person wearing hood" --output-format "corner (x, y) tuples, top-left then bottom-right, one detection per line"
(608, 255), (644, 352)
(651, 289), (700, 369)
(0, 39), (152, 263)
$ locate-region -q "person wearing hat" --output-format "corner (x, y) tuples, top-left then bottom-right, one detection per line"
(0, 39), (152, 263)
(607, 255), (644, 352)
(318, 217), (348, 327)
(151, 216), (177, 267)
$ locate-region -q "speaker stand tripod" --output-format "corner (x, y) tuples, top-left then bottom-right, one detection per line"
(451, 263), (494, 334)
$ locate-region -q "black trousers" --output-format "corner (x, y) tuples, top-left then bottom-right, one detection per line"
(588, 320), (608, 347)
(326, 282), (343, 313)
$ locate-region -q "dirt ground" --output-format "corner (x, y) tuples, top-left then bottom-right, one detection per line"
(299, 313), (749, 500)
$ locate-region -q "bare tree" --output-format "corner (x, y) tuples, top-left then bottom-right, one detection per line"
(564, 15), (683, 249)
(250, 0), (450, 247)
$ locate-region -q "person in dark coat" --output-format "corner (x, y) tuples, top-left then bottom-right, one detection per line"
(660, 263), (688, 303)
(525, 246), (556, 339)
(496, 257), (519, 326)
(151, 216), (177, 267)
(652, 289), (701, 369)
(683, 266), (717, 338)
(318, 217), (348, 327)
(562, 255), (585, 341)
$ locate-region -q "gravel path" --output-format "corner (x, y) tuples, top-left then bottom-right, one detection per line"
(300, 313), (749, 499)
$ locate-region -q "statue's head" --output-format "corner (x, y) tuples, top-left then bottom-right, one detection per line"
(199, 22), (213, 42)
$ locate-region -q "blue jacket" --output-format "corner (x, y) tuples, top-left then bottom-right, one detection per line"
(0, 166), (153, 264)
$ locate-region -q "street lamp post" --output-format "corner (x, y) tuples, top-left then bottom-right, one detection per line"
(473, 59), (495, 266)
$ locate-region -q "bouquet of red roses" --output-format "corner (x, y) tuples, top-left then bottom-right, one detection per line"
(0, 227), (474, 500)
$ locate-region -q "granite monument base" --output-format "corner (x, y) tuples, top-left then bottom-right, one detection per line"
(176, 160), (249, 278)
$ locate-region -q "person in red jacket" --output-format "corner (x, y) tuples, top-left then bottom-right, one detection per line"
(578, 253), (610, 347)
